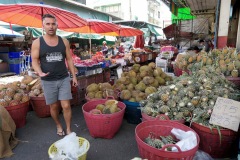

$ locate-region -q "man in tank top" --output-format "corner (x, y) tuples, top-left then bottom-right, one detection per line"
(31, 14), (78, 136)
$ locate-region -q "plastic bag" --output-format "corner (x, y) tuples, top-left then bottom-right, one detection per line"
(171, 128), (197, 151)
(193, 150), (213, 160)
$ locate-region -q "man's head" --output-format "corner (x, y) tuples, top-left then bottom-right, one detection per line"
(103, 41), (107, 45)
(42, 14), (58, 36)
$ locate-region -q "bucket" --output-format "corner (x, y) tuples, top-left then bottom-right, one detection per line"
(191, 122), (239, 158)
(135, 120), (199, 160)
(123, 100), (142, 124)
(30, 96), (51, 118)
(5, 101), (29, 128)
(82, 99), (126, 139)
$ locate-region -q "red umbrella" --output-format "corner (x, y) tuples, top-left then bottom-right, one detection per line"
(0, 3), (87, 29)
(117, 25), (143, 37)
(134, 34), (145, 49)
(63, 19), (120, 34)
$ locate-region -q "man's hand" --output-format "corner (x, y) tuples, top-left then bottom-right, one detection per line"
(34, 72), (49, 77)
(72, 76), (78, 87)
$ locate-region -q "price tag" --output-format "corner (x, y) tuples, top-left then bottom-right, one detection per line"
(209, 97), (240, 132)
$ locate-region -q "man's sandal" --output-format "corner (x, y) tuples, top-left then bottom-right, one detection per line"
(57, 129), (65, 136)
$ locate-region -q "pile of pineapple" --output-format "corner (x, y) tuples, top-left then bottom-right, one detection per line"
(140, 65), (240, 125)
(86, 82), (118, 100)
(0, 82), (29, 107)
(177, 47), (240, 78)
(117, 63), (172, 102)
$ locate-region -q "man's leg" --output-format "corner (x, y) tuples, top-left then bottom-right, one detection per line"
(50, 101), (64, 135)
(60, 100), (72, 135)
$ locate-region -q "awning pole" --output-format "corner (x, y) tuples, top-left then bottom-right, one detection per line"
(214, 0), (221, 48)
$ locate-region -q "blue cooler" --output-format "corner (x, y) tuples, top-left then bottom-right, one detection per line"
(8, 52), (22, 74)
(9, 63), (21, 74)
(123, 100), (142, 124)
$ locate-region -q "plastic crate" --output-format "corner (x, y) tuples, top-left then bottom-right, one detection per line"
(8, 52), (22, 58)
(123, 100), (142, 124)
(9, 63), (21, 74)
(86, 75), (96, 86)
(77, 76), (87, 89)
(95, 73), (104, 84)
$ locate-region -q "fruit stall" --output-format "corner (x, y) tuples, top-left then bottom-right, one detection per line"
(1, 47), (240, 159)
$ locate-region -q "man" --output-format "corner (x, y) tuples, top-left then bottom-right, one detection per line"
(31, 14), (78, 136)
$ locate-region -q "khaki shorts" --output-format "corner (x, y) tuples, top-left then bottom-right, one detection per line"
(41, 76), (72, 105)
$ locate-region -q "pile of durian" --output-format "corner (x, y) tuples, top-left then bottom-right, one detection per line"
(28, 78), (44, 97)
(0, 82), (29, 107)
(140, 65), (240, 126)
(116, 63), (172, 102)
(86, 82), (118, 100)
(90, 100), (121, 114)
(177, 47), (240, 78)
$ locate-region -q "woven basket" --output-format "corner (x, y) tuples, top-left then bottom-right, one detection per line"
(135, 120), (199, 160)
(82, 99), (126, 139)
(141, 113), (185, 124)
(5, 101), (30, 128)
(191, 122), (239, 158)
(30, 96), (51, 118)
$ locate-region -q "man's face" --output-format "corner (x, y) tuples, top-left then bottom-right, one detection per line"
(43, 17), (57, 36)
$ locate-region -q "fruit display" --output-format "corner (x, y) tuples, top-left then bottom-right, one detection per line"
(0, 83), (29, 107)
(86, 82), (118, 100)
(116, 63), (172, 102)
(89, 100), (121, 114)
(177, 47), (240, 78)
(140, 66), (240, 124)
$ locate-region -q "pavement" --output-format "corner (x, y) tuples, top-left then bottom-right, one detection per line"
(2, 103), (239, 160)
(3, 104), (140, 160)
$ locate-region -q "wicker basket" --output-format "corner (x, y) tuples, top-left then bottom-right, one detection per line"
(191, 122), (239, 158)
(135, 120), (199, 160)
(141, 113), (185, 124)
(82, 99), (126, 139)
(48, 137), (90, 160)
(30, 96), (51, 118)
(5, 101), (30, 128)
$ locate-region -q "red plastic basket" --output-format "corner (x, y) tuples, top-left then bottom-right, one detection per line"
(85, 90), (120, 102)
(226, 77), (240, 88)
(135, 120), (199, 160)
(5, 101), (30, 128)
(191, 122), (239, 158)
(82, 99), (126, 139)
(141, 113), (185, 124)
(173, 66), (191, 77)
(30, 96), (51, 118)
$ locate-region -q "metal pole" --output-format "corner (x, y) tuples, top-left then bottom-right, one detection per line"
(214, 0), (221, 48)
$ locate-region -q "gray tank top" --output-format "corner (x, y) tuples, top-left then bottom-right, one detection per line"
(39, 36), (69, 81)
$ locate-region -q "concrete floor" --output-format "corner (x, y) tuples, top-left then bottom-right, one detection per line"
(3, 104), (140, 160)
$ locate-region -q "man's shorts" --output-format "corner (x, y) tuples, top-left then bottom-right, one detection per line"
(41, 76), (72, 105)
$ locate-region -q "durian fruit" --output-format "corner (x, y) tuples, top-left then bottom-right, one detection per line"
(142, 76), (155, 85)
(94, 91), (103, 99)
(148, 62), (156, 69)
(120, 90), (131, 100)
(87, 92), (95, 99)
(96, 104), (105, 112)
(105, 100), (118, 106)
(145, 87), (157, 96)
(128, 70), (137, 77)
(86, 83), (99, 92)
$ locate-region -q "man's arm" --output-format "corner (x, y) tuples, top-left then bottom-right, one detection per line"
(31, 38), (48, 77)
(63, 38), (78, 86)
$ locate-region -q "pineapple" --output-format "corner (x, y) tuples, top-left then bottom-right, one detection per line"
(159, 105), (170, 114)
(5, 88), (15, 98)
(231, 69), (238, 77)
(160, 94), (169, 102)
(21, 94), (29, 103)
(13, 93), (23, 101)
(9, 100), (20, 106)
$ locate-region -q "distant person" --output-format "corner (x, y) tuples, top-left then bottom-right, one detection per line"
(118, 44), (124, 53)
(102, 41), (108, 56)
(198, 39), (205, 51)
